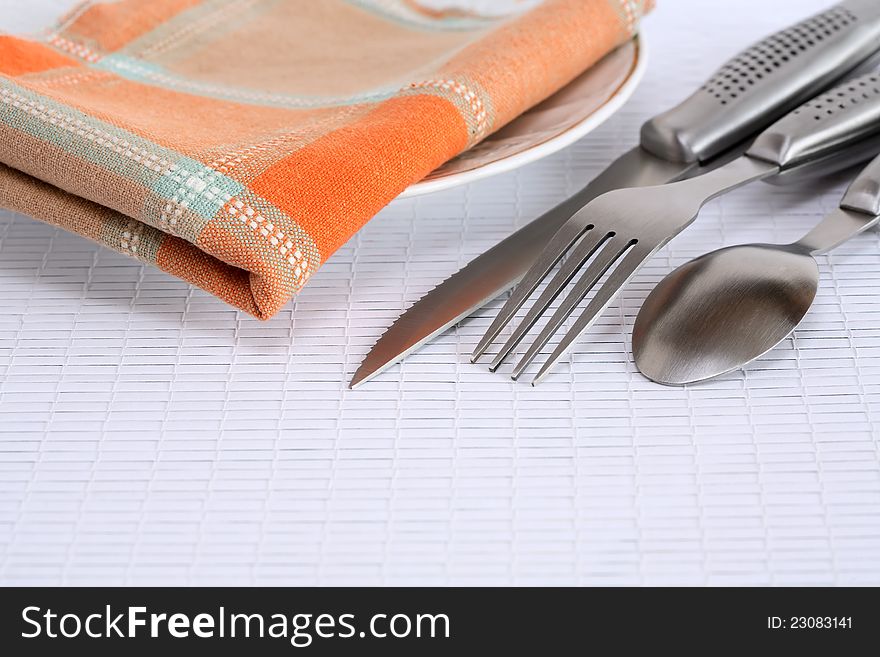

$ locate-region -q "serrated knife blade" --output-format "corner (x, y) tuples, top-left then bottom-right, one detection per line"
(349, 147), (700, 388)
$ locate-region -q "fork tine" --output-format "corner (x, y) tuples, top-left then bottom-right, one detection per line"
(489, 229), (614, 371)
(529, 245), (654, 385)
(471, 219), (591, 362)
(510, 237), (636, 380)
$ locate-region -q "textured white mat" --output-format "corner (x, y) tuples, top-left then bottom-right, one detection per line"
(1, 0), (879, 586)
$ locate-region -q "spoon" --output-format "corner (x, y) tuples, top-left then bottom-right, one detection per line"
(632, 153), (880, 386)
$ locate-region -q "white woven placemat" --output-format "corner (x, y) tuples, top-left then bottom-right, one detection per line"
(1, 0), (879, 586)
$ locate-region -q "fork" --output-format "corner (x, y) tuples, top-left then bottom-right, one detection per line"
(474, 73), (880, 384)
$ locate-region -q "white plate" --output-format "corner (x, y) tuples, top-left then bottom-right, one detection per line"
(401, 33), (647, 198)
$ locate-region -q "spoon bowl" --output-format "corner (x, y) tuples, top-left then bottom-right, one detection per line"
(632, 244), (819, 385)
(632, 153), (880, 386)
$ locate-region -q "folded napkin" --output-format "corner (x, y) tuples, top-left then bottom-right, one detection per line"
(0, 0), (651, 318)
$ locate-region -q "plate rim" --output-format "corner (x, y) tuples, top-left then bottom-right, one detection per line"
(399, 31), (648, 199)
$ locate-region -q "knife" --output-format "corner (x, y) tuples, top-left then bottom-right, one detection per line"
(351, 0), (880, 388)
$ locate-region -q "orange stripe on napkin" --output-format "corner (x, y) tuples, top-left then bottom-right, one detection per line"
(0, 36), (80, 76)
(250, 94), (469, 258)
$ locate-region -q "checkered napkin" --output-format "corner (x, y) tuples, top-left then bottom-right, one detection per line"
(0, 0), (651, 318)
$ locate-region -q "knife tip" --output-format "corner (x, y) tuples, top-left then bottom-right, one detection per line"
(348, 369), (370, 389)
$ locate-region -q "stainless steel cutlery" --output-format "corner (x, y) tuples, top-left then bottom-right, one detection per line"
(479, 72), (880, 384)
(353, 0), (880, 388)
(633, 153), (880, 385)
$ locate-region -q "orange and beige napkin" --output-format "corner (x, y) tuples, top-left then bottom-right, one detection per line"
(0, 0), (652, 318)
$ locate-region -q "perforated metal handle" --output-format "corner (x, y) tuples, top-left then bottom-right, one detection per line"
(746, 72), (880, 171)
(841, 152), (880, 215)
(640, 0), (880, 164)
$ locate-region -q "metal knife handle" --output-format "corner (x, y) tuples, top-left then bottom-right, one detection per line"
(841, 151), (880, 215)
(746, 72), (880, 171)
(640, 0), (880, 164)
